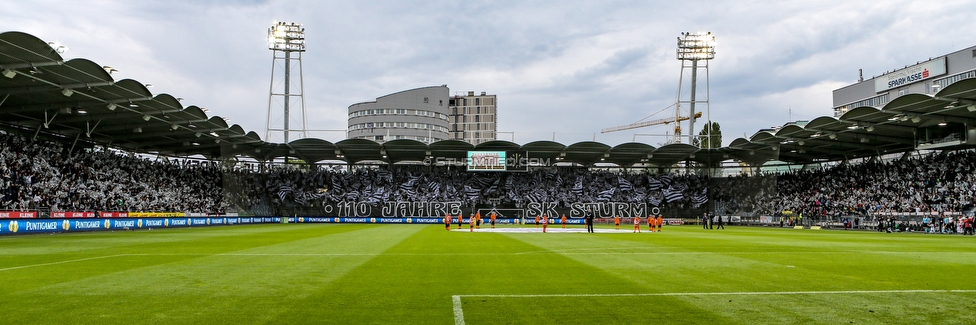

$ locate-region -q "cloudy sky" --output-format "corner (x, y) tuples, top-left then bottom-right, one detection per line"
(4, 0), (975, 146)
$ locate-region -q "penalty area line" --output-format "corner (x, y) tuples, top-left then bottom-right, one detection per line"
(452, 295), (466, 325)
(451, 289), (976, 325)
(456, 289), (976, 299)
(0, 254), (127, 272)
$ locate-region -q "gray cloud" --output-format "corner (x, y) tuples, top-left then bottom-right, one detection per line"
(4, 0), (974, 147)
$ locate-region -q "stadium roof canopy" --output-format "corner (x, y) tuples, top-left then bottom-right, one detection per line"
(3, 31), (976, 167)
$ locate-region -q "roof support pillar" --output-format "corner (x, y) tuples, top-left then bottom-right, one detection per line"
(68, 133), (81, 155)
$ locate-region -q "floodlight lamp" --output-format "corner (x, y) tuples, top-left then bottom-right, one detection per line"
(75, 108), (87, 114)
(910, 116), (922, 123)
(968, 105), (976, 112)
(938, 120), (947, 126)
(866, 126), (875, 132)
(107, 103), (117, 111)
(268, 22), (306, 52)
(676, 32), (716, 60)
(171, 124), (179, 130)
(61, 89), (73, 97)
(195, 132), (202, 138)
(828, 134), (837, 140)
(2, 69), (15, 78)
(142, 115), (151, 121)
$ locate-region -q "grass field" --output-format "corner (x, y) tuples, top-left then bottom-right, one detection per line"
(1, 223), (975, 324)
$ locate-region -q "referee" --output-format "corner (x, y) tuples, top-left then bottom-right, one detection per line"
(585, 208), (595, 233)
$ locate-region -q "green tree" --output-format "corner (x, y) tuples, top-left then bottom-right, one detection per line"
(693, 122), (722, 148)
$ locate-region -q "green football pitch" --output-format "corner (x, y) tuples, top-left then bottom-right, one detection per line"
(1, 224), (974, 324)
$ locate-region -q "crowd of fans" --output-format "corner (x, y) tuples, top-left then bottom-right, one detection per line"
(232, 165), (710, 211)
(713, 151), (976, 221)
(2, 129), (976, 234)
(1, 132), (226, 213)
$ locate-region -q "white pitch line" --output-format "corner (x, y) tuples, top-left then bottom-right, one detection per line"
(452, 295), (466, 325)
(451, 289), (976, 323)
(0, 254), (127, 272)
(456, 289), (976, 299)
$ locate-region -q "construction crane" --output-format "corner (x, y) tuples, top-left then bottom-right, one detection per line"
(601, 111), (701, 134)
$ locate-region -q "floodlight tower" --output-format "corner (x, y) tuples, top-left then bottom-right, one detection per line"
(266, 21), (308, 143)
(674, 32), (715, 145)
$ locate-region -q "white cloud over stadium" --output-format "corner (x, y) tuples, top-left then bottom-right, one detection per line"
(4, 0), (975, 146)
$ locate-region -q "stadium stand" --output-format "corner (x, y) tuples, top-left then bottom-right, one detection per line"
(4, 126), (976, 234)
(2, 30), (976, 234)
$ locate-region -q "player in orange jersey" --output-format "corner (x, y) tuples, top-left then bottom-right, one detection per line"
(614, 215), (621, 230)
(535, 215), (540, 228)
(656, 214), (664, 232)
(542, 215), (549, 233)
(633, 215), (642, 233)
(475, 212), (482, 229)
(457, 214), (463, 229)
(444, 214), (452, 231)
(647, 214), (656, 232)
(490, 212), (497, 229)
(560, 214), (567, 228)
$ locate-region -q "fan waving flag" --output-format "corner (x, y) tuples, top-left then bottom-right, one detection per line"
(617, 176), (633, 192)
(646, 176), (663, 191)
(692, 188), (708, 207)
(663, 185), (684, 203)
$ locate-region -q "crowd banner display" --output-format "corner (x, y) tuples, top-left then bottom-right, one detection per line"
(293, 201), (667, 219)
(296, 217), (525, 224)
(99, 212), (129, 218)
(0, 211), (38, 219)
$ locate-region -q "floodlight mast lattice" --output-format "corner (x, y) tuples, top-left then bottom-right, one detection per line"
(266, 21), (308, 143)
(675, 32), (715, 145)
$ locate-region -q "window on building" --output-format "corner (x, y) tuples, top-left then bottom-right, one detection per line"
(475, 98), (480, 105)
(375, 135), (384, 141)
(424, 97), (429, 103)
(475, 115), (480, 122)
